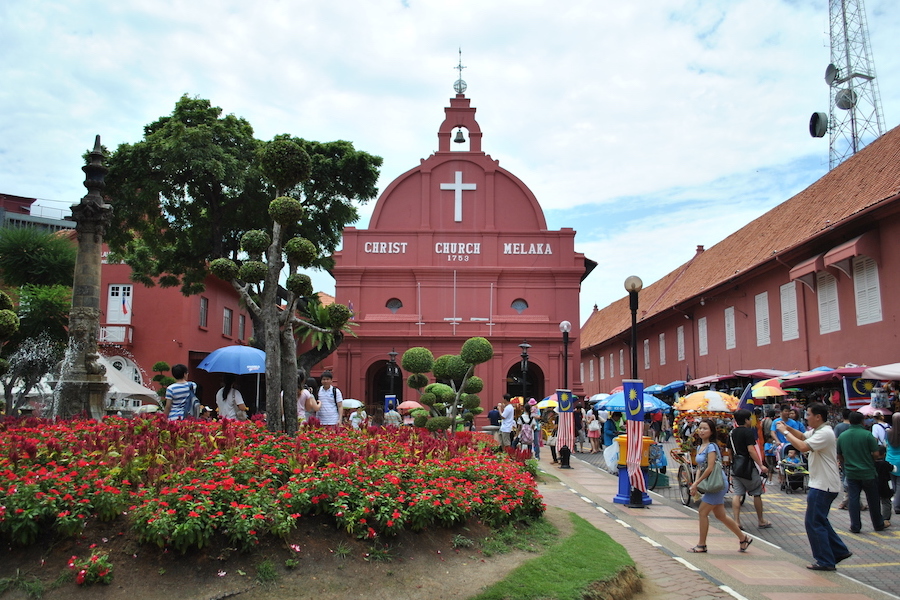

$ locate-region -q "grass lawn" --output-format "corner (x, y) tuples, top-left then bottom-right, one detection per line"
(470, 511), (635, 600)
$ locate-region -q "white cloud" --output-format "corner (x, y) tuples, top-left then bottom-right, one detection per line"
(1, 0), (899, 324)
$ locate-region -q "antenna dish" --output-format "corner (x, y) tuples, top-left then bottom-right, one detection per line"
(835, 88), (857, 110)
(824, 63), (839, 85)
(809, 112), (828, 138)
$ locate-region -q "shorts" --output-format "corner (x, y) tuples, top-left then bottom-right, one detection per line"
(732, 470), (764, 496)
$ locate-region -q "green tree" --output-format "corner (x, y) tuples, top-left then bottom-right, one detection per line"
(0, 227), (76, 287)
(104, 96), (382, 433)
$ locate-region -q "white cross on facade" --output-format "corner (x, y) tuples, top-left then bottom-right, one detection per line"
(440, 171), (477, 222)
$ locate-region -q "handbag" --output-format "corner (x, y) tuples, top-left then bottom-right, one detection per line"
(588, 419), (601, 432)
(697, 446), (725, 494)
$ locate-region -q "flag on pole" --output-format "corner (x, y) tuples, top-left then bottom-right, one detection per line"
(556, 389), (574, 451)
(623, 379), (646, 492)
(121, 294), (129, 315)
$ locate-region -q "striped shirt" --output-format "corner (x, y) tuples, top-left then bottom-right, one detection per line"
(166, 382), (195, 420)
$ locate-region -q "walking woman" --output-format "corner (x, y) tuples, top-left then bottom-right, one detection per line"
(688, 418), (753, 554)
(888, 412), (900, 515)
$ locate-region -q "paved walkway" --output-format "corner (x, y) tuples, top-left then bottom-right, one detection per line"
(537, 448), (898, 600)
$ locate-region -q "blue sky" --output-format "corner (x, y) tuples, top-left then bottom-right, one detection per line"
(2, 0), (899, 326)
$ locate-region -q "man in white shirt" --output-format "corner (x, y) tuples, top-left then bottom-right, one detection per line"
(777, 402), (850, 571)
(316, 371), (343, 427)
(499, 400), (515, 447)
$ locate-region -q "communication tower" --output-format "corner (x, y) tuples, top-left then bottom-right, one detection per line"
(809, 0), (884, 169)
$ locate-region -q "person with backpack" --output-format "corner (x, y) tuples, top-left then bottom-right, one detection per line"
(316, 371), (343, 427)
(164, 363), (198, 421)
(517, 399), (537, 457)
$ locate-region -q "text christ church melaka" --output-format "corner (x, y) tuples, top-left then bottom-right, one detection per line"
(331, 88), (593, 414)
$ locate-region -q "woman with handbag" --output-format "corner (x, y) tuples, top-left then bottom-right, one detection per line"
(586, 408), (602, 454)
(688, 418), (753, 554)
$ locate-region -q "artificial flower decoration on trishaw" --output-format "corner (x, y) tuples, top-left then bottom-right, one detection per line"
(673, 390), (740, 412)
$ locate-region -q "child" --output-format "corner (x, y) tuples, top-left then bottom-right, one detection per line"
(764, 441), (777, 482)
(875, 446), (894, 529)
(784, 448), (802, 465)
(548, 417), (559, 464)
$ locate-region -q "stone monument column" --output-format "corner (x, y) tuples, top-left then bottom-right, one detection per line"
(54, 136), (112, 418)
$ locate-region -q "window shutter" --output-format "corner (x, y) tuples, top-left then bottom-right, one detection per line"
(755, 292), (770, 346)
(780, 282), (799, 341)
(643, 339), (650, 370)
(817, 271), (841, 334)
(659, 333), (666, 366)
(853, 256), (882, 325)
(600, 356), (605, 380)
(698, 317), (708, 356)
(724, 307), (736, 350)
(677, 326), (685, 361)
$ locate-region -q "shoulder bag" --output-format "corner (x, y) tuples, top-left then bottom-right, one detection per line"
(730, 430), (755, 480)
(697, 445), (725, 494)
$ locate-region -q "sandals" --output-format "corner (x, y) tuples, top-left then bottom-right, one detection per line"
(757, 522), (773, 529)
(739, 536), (753, 552)
(689, 545), (707, 553)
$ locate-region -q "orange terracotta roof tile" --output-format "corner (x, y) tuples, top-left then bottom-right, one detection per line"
(581, 124), (900, 350)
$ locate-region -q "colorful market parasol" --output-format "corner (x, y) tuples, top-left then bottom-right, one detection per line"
(751, 378), (788, 399)
(857, 404), (893, 416)
(595, 391), (670, 413)
(398, 400), (424, 410)
(536, 397), (558, 409)
(673, 390), (740, 412)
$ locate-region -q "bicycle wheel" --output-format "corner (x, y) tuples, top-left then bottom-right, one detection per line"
(647, 468), (659, 491)
(678, 465), (693, 505)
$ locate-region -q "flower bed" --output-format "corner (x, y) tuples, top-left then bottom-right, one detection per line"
(0, 417), (543, 553)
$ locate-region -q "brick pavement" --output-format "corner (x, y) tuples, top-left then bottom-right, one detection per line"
(537, 446), (899, 600)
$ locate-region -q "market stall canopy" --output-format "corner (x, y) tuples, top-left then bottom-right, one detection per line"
(862, 363), (900, 381)
(733, 369), (791, 379)
(644, 384), (665, 393)
(782, 366), (865, 386)
(686, 374), (732, 387)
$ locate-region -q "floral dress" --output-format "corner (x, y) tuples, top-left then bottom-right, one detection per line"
(696, 443), (727, 505)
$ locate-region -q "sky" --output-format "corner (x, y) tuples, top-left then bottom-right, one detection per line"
(2, 0), (899, 327)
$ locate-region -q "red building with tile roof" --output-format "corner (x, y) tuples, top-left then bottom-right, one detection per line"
(579, 124), (900, 396)
(331, 92), (594, 415)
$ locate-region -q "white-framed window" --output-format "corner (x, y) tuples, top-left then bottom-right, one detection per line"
(223, 307), (233, 337)
(199, 297), (209, 328)
(658, 333), (666, 366)
(239, 314), (246, 340)
(589, 359), (595, 382)
(853, 256), (882, 325)
(600, 356), (605, 380)
(724, 306), (736, 350)
(780, 282), (799, 341)
(643, 339), (650, 370)
(609, 354), (614, 379)
(817, 271), (841, 334)
(677, 325), (685, 361)
(755, 292), (770, 346)
(619, 349), (624, 375)
(698, 317), (708, 356)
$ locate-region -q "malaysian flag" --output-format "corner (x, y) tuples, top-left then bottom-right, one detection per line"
(843, 377), (877, 410)
(556, 389), (574, 451)
(623, 379), (647, 492)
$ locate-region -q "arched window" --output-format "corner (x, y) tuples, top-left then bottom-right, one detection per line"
(386, 298), (403, 314)
(511, 298), (528, 314)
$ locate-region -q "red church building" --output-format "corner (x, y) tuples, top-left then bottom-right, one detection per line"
(332, 90), (594, 416)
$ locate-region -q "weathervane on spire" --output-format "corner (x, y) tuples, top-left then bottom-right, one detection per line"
(453, 48), (467, 94)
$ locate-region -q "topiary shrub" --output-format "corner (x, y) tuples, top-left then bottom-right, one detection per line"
(326, 303), (352, 328)
(425, 416), (453, 432)
(269, 196), (305, 225)
(402, 347), (434, 374)
(433, 354), (468, 382)
(432, 402), (447, 413)
(210, 258), (240, 281)
(407, 373), (429, 390)
(0, 310), (20, 339)
(419, 392), (436, 407)
(240, 230), (271, 258)
(0, 290), (14, 311)
(286, 273), (313, 297)
(460, 336), (493, 365)
(239, 261), (268, 284)
(259, 137), (311, 193)
(425, 383), (455, 402)
(413, 414), (428, 428)
(464, 376), (483, 394)
(284, 237), (317, 267)
(461, 393), (481, 410)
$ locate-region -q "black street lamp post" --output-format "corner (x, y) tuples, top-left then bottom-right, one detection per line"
(518, 340), (531, 399)
(624, 277), (643, 379)
(559, 321), (571, 390)
(387, 348), (400, 399)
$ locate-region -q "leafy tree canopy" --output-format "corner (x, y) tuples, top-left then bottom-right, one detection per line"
(104, 95), (382, 295)
(0, 227), (76, 287)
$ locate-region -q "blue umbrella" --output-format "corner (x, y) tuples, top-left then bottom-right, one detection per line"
(595, 391), (670, 413)
(644, 384), (665, 393)
(661, 380), (686, 394)
(198, 346), (266, 374)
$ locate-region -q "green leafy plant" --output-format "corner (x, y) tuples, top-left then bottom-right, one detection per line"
(255, 559), (278, 583)
(67, 552), (114, 586)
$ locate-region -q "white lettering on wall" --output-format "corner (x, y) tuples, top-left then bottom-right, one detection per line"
(503, 243), (553, 255)
(364, 241), (408, 254)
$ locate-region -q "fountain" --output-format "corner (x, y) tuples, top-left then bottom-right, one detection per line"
(51, 136), (112, 419)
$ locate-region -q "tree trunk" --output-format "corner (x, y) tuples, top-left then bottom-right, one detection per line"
(280, 326), (298, 435)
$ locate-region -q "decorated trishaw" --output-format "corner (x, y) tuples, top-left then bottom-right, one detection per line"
(669, 391), (741, 505)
